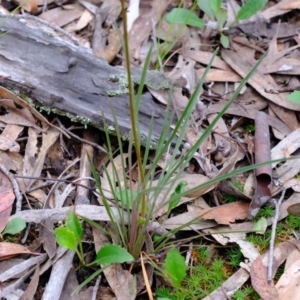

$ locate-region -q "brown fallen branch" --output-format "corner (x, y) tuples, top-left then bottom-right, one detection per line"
(0, 14), (172, 148)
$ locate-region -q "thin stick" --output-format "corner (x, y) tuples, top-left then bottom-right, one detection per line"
(54, 118), (107, 153)
(0, 164), (23, 213)
(92, 275), (102, 300)
(267, 188), (286, 282)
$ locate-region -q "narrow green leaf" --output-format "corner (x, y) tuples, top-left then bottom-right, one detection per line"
(115, 189), (139, 210)
(236, 0), (268, 21)
(197, 0), (215, 19)
(2, 217), (26, 235)
(167, 181), (188, 216)
(287, 91), (300, 104)
(95, 244), (134, 265)
(166, 8), (205, 28)
(65, 211), (83, 241)
(54, 227), (78, 251)
(220, 34), (230, 48)
(165, 248), (187, 289)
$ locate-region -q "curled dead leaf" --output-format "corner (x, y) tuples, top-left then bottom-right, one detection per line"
(200, 202), (250, 225)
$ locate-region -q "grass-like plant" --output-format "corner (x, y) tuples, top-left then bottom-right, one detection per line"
(53, 0), (293, 296)
(91, 47), (268, 261)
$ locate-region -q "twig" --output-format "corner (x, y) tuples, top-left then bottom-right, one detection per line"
(14, 174), (96, 192)
(54, 118), (107, 153)
(267, 188), (286, 282)
(43, 158), (81, 208)
(92, 275), (102, 300)
(21, 222), (31, 244)
(0, 163), (23, 213)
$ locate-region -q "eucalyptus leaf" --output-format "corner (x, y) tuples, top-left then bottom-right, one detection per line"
(2, 217), (26, 236)
(54, 227), (78, 251)
(220, 34), (230, 48)
(95, 244), (134, 265)
(65, 211), (83, 241)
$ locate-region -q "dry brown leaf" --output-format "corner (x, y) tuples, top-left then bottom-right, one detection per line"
(0, 136), (19, 152)
(0, 242), (33, 260)
(196, 68), (242, 82)
(186, 50), (230, 70)
(221, 48), (300, 112)
(2, 124), (24, 142)
(200, 202), (249, 225)
(75, 9), (93, 31)
(206, 102), (292, 137)
(275, 258), (300, 299)
(271, 127), (300, 166)
(23, 127), (59, 190)
(152, 172), (211, 218)
(0, 171), (15, 233)
(0, 101), (41, 131)
(94, 29), (122, 63)
(13, 0), (37, 12)
(39, 6), (83, 27)
(0, 87), (67, 137)
(251, 240), (300, 300)
(260, 0), (300, 19)
(168, 28), (199, 92)
(128, 0), (171, 59)
(162, 210), (217, 230)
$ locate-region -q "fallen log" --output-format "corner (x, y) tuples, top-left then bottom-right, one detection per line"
(0, 14), (172, 148)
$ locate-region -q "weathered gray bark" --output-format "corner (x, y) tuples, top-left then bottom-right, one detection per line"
(0, 15), (171, 147)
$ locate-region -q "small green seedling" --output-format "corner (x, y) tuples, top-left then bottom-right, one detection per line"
(165, 248), (187, 300)
(55, 210), (84, 264)
(167, 180), (188, 216)
(166, 0), (268, 48)
(1, 217), (26, 237)
(54, 210), (134, 293)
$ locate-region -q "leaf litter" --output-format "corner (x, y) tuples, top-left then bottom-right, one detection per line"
(1, 0), (300, 299)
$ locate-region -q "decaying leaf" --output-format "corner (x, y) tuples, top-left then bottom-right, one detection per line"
(200, 202), (249, 225)
(251, 240), (300, 299)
